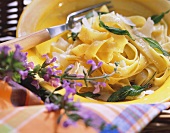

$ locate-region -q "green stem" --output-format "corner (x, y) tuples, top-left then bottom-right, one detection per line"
(54, 71), (115, 81)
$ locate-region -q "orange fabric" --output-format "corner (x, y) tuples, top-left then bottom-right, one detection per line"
(0, 80), (97, 132)
(0, 80), (43, 111)
(0, 106), (97, 133)
(1, 80), (170, 133)
(0, 81), (13, 103)
(0, 81), (13, 110)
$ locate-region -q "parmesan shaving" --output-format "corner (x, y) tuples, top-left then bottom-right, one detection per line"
(82, 17), (91, 29)
(116, 13), (136, 26)
(52, 37), (69, 51)
(139, 17), (154, 37)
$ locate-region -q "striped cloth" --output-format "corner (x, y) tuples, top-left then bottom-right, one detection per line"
(0, 80), (170, 133)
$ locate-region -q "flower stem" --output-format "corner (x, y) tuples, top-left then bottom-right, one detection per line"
(55, 71), (115, 81)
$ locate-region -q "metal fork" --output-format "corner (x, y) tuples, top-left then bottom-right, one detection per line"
(49, 1), (111, 38)
(0, 1), (111, 51)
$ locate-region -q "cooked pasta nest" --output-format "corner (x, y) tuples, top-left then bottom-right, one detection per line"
(35, 6), (170, 102)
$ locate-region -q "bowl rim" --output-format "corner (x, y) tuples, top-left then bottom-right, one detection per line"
(17, 0), (170, 104)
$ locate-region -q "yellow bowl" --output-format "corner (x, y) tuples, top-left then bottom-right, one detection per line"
(17, 0), (170, 104)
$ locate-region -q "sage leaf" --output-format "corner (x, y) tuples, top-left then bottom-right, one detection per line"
(68, 113), (82, 121)
(76, 92), (100, 98)
(143, 37), (170, 56)
(12, 72), (22, 83)
(128, 85), (145, 96)
(107, 85), (145, 102)
(99, 16), (133, 40)
(151, 9), (170, 24)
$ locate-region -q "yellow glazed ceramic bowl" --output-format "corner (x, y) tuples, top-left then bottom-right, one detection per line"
(17, 0), (170, 104)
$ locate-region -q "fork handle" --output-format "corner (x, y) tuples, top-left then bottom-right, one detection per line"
(0, 29), (51, 51)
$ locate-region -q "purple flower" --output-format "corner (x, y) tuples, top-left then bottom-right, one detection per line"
(49, 78), (60, 87)
(87, 60), (103, 71)
(63, 119), (75, 128)
(43, 68), (53, 82)
(43, 67), (53, 82)
(62, 80), (76, 101)
(43, 66), (61, 81)
(43, 74), (50, 81)
(31, 80), (40, 89)
(42, 66), (62, 87)
(45, 103), (59, 112)
(62, 80), (70, 88)
(19, 70), (28, 80)
(50, 66), (62, 75)
(0, 45), (10, 55)
(25, 62), (34, 69)
(67, 64), (74, 69)
(42, 54), (57, 65)
(70, 82), (82, 89)
(46, 67), (53, 75)
(98, 61), (103, 67)
(64, 64), (74, 73)
(13, 45), (21, 59)
(53, 69), (62, 75)
(13, 45), (27, 62)
(93, 82), (106, 94)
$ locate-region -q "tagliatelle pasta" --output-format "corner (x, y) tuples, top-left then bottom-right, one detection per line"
(40, 7), (170, 102)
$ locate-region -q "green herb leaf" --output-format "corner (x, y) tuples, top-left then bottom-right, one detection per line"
(53, 94), (63, 105)
(12, 72), (21, 83)
(151, 9), (170, 24)
(84, 118), (92, 127)
(68, 113), (82, 121)
(143, 37), (170, 56)
(107, 85), (145, 102)
(128, 85), (145, 96)
(114, 62), (119, 67)
(76, 92), (100, 98)
(65, 102), (79, 111)
(99, 15), (133, 40)
(68, 32), (79, 41)
(33, 64), (41, 73)
(13, 62), (25, 70)
(113, 62), (119, 72)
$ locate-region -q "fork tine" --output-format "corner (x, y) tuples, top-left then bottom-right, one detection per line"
(73, 4), (113, 23)
(73, 15), (85, 22)
(67, 1), (111, 18)
(66, 1), (112, 28)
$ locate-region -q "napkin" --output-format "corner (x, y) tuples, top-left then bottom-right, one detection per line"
(0, 80), (170, 133)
